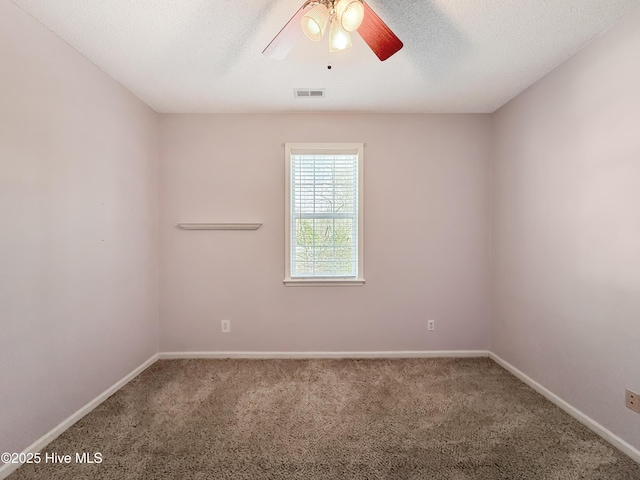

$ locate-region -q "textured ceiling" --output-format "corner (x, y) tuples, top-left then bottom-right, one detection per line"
(11, 0), (640, 113)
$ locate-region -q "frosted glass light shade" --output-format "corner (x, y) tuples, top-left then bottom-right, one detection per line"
(329, 18), (352, 52)
(336, 0), (364, 32)
(301, 4), (330, 41)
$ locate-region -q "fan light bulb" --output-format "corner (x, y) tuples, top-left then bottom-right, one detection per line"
(301, 4), (330, 41)
(306, 21), (320, 36)
(336, 0), (364, 32)
(329, 18), (352, 52)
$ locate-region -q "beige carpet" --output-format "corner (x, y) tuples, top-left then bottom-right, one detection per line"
(8, 358), (640, 479)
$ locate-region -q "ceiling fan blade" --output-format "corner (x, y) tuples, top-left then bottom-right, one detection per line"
(357, 1), (403, 61)
(262, 1), (311, 60)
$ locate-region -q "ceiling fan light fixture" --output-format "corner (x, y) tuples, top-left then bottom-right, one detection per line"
(263, 0), (402, 62)
(329, 17), (352, 52)
(301, 3), (330, 41)
(336, 0), (364, 32)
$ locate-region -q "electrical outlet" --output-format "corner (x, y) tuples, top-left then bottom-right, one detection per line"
(626, 390), (640, 413)
(221, 319), (231, 333)
(427, 320), (435, 331)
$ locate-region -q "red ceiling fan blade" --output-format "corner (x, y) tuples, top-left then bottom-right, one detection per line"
(262, 1), (312, 60)
(357, 1), (403, 61)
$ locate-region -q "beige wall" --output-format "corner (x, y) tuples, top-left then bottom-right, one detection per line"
(0, 2), (159, 456)
(491, 8), (640, 450)
(159, 114), (492, 353)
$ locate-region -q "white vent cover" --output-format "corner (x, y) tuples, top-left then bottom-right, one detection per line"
(294, 88), (325, 98)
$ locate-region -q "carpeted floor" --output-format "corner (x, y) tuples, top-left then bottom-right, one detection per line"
(8, 358), (640, 479)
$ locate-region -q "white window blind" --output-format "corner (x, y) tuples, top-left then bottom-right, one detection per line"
(285, 143), (364, 285)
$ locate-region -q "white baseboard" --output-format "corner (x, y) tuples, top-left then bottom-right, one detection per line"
(158, 350), (490, 360)
(0, 354), (159, 480)
(489, 352), (640, 464)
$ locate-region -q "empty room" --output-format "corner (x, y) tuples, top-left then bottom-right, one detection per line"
(1, 0), (639, 478)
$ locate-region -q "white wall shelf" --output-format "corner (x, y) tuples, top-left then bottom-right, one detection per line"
(177, 223), (262, 230)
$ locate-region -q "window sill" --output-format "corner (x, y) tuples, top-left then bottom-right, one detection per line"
(283, 278), (366, 287)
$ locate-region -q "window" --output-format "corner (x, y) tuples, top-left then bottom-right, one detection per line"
(284, 143), (364, 286)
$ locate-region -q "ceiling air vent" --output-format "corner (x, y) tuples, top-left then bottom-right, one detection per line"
(294, 88), (325, 99)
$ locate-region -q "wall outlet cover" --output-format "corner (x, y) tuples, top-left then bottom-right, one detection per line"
(626, 390), (640, 413)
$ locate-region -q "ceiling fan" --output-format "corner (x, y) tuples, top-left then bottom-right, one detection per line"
(263, 0), (403, 62)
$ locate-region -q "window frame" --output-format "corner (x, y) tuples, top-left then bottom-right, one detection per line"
(284, 142), (365, 287)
